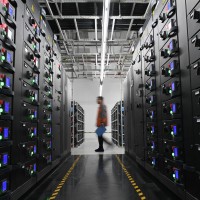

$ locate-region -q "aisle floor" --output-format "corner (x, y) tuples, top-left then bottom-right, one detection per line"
(71, 133), (125, 155)
(22, 134), (180, 200)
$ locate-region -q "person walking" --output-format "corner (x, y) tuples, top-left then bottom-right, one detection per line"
(95, 96), (112, 152)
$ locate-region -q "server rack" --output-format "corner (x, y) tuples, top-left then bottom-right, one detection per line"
(71, 101), (85, 148)
(111, 101), (124, 147)
(0, 0), (72, 199)
(123, 0), (200, 199)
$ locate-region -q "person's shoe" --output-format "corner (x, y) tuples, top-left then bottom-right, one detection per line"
(95, 148), (104, 152)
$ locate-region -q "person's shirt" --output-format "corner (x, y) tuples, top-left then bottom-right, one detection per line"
(96, 104), (108, 127)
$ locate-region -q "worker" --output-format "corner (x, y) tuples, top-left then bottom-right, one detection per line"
(95, 96), (112, 152)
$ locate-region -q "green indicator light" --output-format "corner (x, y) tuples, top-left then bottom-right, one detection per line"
(169, 90), (172, 94)
(31, 170), (34, 174)
(150, 101), (152, 104)
(0, 135), (2, 140)
(170, 110), (173, 115)
(3, 7), (7, 12)
(171, 131), (174, 135)
(0, 108), (3, 113)
(32, 80), (35, 83)
(31, 133), (34, 137)
(31, 151), (34, 156)
(0, 163), (1, 167)
(151, 131), (153, 133)
(1, 56), (5, 61)
(173, 174), (175, 178)
(30, 115), (34, 119)
(172, 153), (175, 157)
(0, 82), (4, 86)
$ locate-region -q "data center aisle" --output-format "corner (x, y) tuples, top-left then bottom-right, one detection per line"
(71, 133), (125, 155)
(23, 154), (179, 200)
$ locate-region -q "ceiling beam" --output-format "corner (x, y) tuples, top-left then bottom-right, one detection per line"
(74, 19), (81, 40)
(110, 19), (115, 41)
(39, 0), (149, 3)
(64, 69), (128, 72)
(61, 52), (132, 56)
(126, 3), (136, 40)
(95, 19), (98, 41)
(76, 2), (80, 15)
(46, 15), (145, 20)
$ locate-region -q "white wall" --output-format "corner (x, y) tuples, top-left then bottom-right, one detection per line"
(72, 78), (122, 132)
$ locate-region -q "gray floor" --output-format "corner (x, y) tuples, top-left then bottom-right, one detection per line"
(71, 133), (125, 155)
(23, 154), (179, 200)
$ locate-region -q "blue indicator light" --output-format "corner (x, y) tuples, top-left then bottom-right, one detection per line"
(170, 61), (174, 70)
(173, 126), (177, 135)
(3, 154), (8, 165)
(34, 128), (37, 136)
(174, 147), (178, 157)
(5, 77), (10, 88)
(8, 5), (13, 16)
(3, 128), (9, 139)
(34, 111), (37, 118)
(172, 82), (175, 91)
(33, 146), (37, 153)
(4, 102), (9, 113)
(169, 41), (173, 51)
(2, 180), (7, 192)
(175, 170), (179, 179)
(172, 104), (176, 113)
(151, 126), (155, 133)
(6, 52), (11, 63)
(33, 163), (36, 172)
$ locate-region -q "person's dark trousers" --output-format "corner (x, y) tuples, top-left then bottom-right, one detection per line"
(98, 136), (104, 149)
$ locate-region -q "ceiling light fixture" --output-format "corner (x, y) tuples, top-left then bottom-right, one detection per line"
(99, 0), (110, 96)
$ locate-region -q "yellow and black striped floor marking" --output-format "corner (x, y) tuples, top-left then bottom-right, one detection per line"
(48, 156), (81, 200)
(115, 155), (147, 200)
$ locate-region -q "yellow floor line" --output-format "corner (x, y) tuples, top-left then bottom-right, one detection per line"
(48, 156), (81, 200)
(115, 155), (147, 200)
